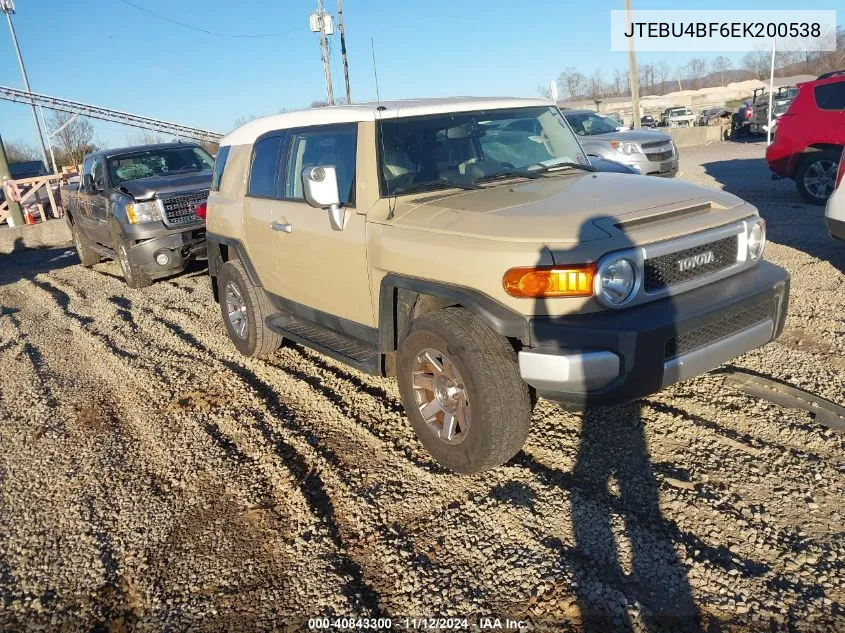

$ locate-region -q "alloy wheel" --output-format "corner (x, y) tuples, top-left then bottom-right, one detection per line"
(804, 159), (837, 201)
(225, 281), (249, 339)
(411, 347), (471, 445)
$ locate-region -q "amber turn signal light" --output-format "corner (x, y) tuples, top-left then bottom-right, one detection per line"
(503, 264), (595, 298)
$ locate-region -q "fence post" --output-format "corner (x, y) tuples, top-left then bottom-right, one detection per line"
(0, 133), (24, 226)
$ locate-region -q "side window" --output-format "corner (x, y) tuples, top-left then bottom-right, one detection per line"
(814, 82), (845, 111)
(248, 135), (283, 198)
(210, 145), (231, 191)
(284, 125), (357, 205)
(82, 156), (94, 177)
(92, 158), (105, 190)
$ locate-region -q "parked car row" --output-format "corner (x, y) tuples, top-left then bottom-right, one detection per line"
(60, 96), (793, 474)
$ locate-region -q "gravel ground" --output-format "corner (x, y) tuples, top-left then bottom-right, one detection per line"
(0, 141), (842, 632)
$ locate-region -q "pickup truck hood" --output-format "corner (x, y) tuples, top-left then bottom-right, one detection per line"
(389, 172), (746, 243)
(117, 171), (212, 200)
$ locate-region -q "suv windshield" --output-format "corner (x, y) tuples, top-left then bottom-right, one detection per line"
(107, 146), (214, 185)
(562, 111), (620, 136)
(378, 106), (586, 196)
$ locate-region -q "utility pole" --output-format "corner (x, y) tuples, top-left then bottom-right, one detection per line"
(337, 0), (351, 104)
(1, 0), (51, 172)
(315, 0), (334, 105)
(0, 134), (24, 226)
(625, 0), (641, 129)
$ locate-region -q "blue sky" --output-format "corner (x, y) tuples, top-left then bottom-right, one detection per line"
(0, 0), (840, 152)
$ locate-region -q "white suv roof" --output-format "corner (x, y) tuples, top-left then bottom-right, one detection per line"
(221, 96), (554, 146)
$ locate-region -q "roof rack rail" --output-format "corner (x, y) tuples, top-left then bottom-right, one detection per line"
(817, 69), (845, 80)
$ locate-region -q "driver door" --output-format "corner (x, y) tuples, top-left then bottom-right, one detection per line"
(270, 123), (374, 328)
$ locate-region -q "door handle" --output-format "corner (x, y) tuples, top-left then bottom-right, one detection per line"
(270, 221), (293, 233)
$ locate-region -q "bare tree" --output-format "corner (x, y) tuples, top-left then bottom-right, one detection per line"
(536, 84), (552, 99)
(685, 57), (708, 89)
(742, 51), (770, 80)
(587, 69), (605, 101)
(558, 67), (587, 100)
(48, 111), (95, 168)
(612, 68), (625, 96)
(655, 60), (671, 94)
(711, 56), (732, 86)
(126, 130), (168, 145)
(233, 114), (259, 128)
(4, 140), (38, 163)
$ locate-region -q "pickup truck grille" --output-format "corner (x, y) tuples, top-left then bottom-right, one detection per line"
(644, 235), (739, 293)
(159, 190), (208, 227)
(665, 299), (772, 360)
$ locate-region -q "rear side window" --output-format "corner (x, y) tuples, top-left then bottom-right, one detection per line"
(248, 135), (283, 198)
(210, 146), (230, 191)
(284, 125), (357, 205)
(814, 82), (845, 110)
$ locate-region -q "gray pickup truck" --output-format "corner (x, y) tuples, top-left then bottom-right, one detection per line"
(61, 142), (213, 288)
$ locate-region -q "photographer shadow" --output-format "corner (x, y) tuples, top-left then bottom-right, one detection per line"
(531, 215), (702, 632)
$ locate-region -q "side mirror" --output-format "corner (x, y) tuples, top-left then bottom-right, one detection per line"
(83, 173), (94, 193)
(302, 165), (346, 231)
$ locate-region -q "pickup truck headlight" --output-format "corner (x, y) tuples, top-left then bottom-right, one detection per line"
(747, 218), (766, 260)
(610, 141), (639, 155)
(595, 257), (636, 306)
(126, 200), (162, 224)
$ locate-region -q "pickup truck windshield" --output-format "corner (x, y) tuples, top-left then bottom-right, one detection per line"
(107, 147), (214, 185)
(378, 106), (586, 196)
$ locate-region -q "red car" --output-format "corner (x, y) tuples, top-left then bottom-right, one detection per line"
(766, 71), (845, 205)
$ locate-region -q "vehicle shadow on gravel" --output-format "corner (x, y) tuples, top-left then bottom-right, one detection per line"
(703, 158), (845, 274)
(528, 217), (702, 632)
(0, 240), (77, 288)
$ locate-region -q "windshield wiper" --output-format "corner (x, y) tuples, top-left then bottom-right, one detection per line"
(530, 161), (597, 174)
(474, 169), (540, 183)
(391, 177), (479, 196)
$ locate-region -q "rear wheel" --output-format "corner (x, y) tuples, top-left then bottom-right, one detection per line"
(797, 151), (840, 205)
(396, 307), (533, 474)
(71, 222), (100, 268)
(217, 260), (282, 358)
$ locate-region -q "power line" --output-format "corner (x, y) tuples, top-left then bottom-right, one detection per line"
(116, 0), (304, 39)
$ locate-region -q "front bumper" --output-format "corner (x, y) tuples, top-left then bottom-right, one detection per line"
(624, 154), (679, 177)
(518, 261), (789, 407)
(127, 225), (207, 279)
(825, 185), (845, 241)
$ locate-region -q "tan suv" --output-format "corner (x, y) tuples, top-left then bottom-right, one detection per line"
(205, 97), (789, 473)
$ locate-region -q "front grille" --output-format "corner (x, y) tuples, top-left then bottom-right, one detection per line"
(665, 300), (772, 360)
(641, 140), (666, 150)
(644, 235), (738, 293)
(646, 150), (673, 162)
(159, 190), (208, 227)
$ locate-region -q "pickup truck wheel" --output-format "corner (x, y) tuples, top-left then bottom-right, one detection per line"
(115, 238), (152, 289)
(396, 307), (532, 474)
(71, 224), (100, 268)
(797, 151), (839, 205)
(217, 260), (282, 358)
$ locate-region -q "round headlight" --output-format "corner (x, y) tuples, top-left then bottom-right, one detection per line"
(748, 220), (766, 260)
(598, 258), (636, 305)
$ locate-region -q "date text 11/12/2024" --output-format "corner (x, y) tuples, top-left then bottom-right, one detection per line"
(307, 617), (530, 630)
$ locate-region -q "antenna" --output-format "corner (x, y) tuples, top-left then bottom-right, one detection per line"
(370, 37), (381, 105)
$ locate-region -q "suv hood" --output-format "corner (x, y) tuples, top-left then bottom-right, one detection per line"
(389, 172), (746, 243)
(117, 171), (212, 200)
(581, 129), (672, 144)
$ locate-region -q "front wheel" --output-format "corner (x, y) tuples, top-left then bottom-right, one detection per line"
(396, 307), (533, 474)
(115, 236), (152, 289)
(796, 151), (840, 205)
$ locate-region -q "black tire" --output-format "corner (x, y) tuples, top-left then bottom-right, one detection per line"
(114, 235), (152, 289)
(217, 260), (282, 358)
(796, 150), (840, 206)
(71, 221), (100, 268)
(396, 307), (533, 474)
